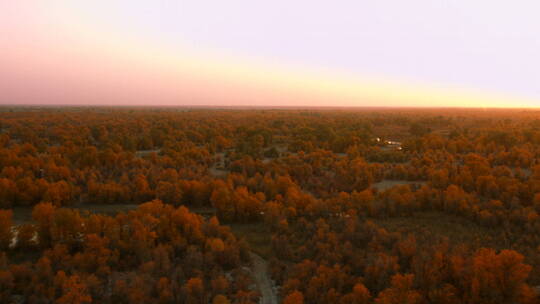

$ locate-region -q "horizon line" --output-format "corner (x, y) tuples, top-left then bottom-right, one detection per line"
(1, 103), (539, 111)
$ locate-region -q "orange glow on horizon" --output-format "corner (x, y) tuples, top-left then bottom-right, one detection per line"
(0, 2), (538, 108)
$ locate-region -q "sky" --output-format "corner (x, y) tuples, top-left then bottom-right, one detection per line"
(1, 1), (539, 108)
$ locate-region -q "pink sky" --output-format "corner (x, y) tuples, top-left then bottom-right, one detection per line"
(1, 1), (539, 107)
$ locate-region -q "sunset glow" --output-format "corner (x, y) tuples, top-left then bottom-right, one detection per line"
(1, 1), (539, 107)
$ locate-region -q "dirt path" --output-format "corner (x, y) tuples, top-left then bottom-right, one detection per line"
(249, 252), (278, 304)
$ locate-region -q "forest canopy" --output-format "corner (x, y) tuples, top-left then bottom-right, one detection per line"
(1, 107), (540, 303)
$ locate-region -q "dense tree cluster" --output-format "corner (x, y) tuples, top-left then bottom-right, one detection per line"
(1, 200), (252, 303)
(1, 107), (540, 303)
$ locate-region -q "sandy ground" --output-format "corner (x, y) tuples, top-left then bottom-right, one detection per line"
(249, 252), (278, 304)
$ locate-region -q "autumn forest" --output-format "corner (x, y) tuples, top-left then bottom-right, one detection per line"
(1, 107), (540, 304)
